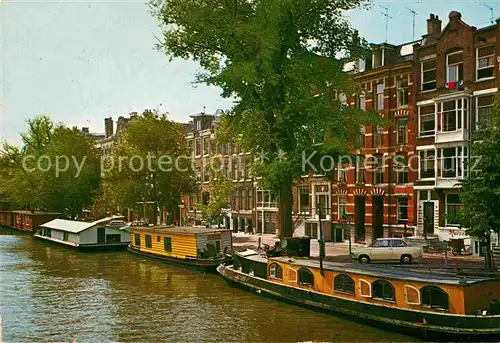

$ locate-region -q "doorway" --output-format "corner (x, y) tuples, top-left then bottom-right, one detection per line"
(372, 196), (384, 239)
(355, 196), (366, 242)
(97, 227), (106, 244)
(423, 202), (435, 235)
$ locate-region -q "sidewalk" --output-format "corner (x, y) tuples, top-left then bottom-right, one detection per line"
(231, 232), (487, 268)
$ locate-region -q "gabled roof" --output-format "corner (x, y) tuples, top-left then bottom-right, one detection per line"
(40, 216), (124, 233)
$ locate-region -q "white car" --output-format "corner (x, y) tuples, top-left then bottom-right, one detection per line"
(351, 238), (422, 264)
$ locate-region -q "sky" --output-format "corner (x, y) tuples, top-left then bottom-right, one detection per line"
(1, 0), (499, 147)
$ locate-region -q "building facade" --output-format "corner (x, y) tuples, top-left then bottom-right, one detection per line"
(413, 12), (499, 248)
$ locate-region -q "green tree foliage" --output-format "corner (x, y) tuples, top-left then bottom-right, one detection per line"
(151, 0), (377, 237)
(101, 110), (196, 224)
(459, 94), (500, 269)
(200, 167), (234, 227)
(0, 116), (101, 217)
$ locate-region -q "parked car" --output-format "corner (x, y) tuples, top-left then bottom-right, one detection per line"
(351, 238), (422, 264)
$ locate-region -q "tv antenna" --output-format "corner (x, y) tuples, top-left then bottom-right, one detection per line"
(380, 6), (393, 43)
(483, 3), (494, 24)
(405, 7), (418, 41)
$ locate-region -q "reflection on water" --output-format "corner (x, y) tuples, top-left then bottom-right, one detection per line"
(0, 227), (416, 342)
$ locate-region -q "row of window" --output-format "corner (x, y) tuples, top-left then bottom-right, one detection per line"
(187, 139), (245, 157)
(355, 77), (410, 111)
(419, 95), (494, 136)
(356, 118), (409, 149)
(419, 147), (470, 180)
(134, 234), (172, 252)
(268, 264), (449, 309)
(422, 46), (495, 92)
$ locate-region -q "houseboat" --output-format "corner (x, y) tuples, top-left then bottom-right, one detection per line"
(128, 226), (232, 272)
(0, 210), (60, 233)
(218, 250), (500, 340)
(34, 216), (130, 250)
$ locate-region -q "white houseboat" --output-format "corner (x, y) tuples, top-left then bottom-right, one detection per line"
(35, 216), (130, 250)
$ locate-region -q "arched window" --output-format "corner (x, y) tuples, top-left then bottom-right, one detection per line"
(334, 274), (355, 295)
(298, 268), (314, 286)
(421, 286), (449, 310)
(372, 280), (395, 302)
(269, 263), (283, 279)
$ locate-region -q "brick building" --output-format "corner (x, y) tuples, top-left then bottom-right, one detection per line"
(413, 12), (499, 248)
(292, 41), (418, 244)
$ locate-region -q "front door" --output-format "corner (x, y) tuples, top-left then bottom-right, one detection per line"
(372, 196), (384, 239)
(97, 227), (106, 244)
(423, 202), (435, 235)
(355, 196), (366, 242)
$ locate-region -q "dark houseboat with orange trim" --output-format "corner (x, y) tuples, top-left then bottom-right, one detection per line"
(0, 210), (60, 233)
(218, 249), (500, 340)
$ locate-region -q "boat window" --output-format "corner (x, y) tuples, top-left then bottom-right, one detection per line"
(134, 233), (140, 246)
(164, 237), (172, 252)
(269, 263), (283, 279)
(298, 268), (314, 286)
(372, 280), (395, 302)
(157, 236), (161, 242)
(404, 285), (420, 305)
(421, 286), (449, 310)
(145, 235), (152, 248)
(334, 274), (355, 295)
(287, 268), (297, 282)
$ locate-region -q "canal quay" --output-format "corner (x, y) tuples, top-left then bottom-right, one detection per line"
(0, 227), (417, 342)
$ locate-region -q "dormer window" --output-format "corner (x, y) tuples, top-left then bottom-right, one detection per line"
(373, 49), (383, 68)
(357, 58), (366, 73)
(446, 51), (463, 85)
(196, 120), (202, 131)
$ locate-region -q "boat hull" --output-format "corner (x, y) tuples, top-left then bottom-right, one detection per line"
(217, 263), (500, 341)
(127, 245), (230, 273)
(33, 234), (129, 251)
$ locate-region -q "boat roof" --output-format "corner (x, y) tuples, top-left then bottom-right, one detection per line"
(130, 226), (231, 236)
(40, 216), (125, 233)
(235, 250), (268, 263)
(269, 257), (494, 286)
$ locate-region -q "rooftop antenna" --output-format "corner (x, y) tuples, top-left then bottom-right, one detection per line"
(380, 6), (392, 43)
(405, 7), (418, 41)
(483, 3), (494, 24)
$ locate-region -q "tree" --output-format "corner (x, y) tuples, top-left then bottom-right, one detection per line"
(458, 94), (500, 269)
(151, 0), (376, 237)
(0, 116), (101, 217)
(102, 110), (196, 224)
(200, 168), (234, 227)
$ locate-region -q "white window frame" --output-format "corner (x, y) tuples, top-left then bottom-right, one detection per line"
(376, 82), (385, 111)
(359, 279), (372, 298)
(397, 77), (409, 107)
(418, 104), (435, 137)
(476, 95), (494, 130)
(298, 185), (310, 215)
(421, 60), (437, 92)
(196, 120), (201, 131)
(476, 46), (495, 81)
(419, 149), (436, 180)
(338, 196), (347, 220)
(404, 285), (421, 305)
(437, 98), (468, 133)
(438, 146), (466, 179)
(446, 50), (464, 84)
(397, 197), (409, 223)
(396, 118), (408, 144)
(445, 193), (462, 227)
(358, 92), (366, 110)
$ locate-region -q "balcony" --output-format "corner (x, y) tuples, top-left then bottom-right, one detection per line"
(434, 96), (470, 144)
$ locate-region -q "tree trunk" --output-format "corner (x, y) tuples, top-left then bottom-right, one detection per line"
(278, 175), (294, 239)
(485, 235), (493, 270)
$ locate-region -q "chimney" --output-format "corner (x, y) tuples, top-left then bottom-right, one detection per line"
(449, 11), (462, 31)
(104, 117), (114, 137)
(427, 13), (442, 36)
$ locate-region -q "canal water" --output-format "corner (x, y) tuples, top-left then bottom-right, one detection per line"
(0, 227), (416, 342)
